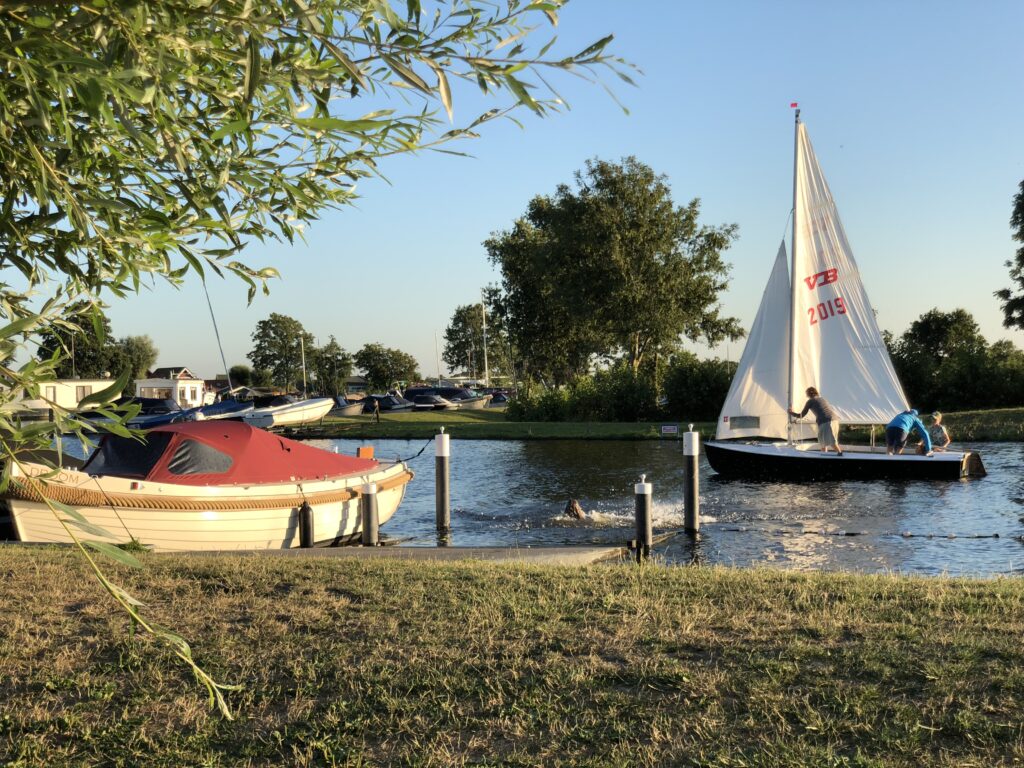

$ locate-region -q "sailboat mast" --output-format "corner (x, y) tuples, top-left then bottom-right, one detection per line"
(787, 108), (801, 441)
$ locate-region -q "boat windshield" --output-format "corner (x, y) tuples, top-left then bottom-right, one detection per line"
(83, 432), (174, 478)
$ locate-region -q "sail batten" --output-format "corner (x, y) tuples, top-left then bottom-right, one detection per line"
(716, 120), (908, 440)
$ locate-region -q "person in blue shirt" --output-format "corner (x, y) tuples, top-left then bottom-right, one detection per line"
(885, 409), (933, 456)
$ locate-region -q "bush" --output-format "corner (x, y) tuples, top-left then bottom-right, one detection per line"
(506, 365), (662, 422)
(663, 353), (736, 422)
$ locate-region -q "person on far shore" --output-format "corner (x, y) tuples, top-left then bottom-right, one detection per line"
(927, 411), (951, 452)
(886, 409), (933, 456)
(788, 386), (843, 456)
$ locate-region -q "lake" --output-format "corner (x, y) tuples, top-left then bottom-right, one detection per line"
(310, 437), (1024, 577)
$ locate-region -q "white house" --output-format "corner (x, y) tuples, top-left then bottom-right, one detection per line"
(135, 366), (208, 408)
(23, 378), (122, 412)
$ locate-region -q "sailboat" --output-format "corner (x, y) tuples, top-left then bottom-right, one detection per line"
(704, 111), (985, 481)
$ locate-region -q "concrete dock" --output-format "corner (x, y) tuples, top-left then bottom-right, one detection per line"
(171, 545), (627, 566)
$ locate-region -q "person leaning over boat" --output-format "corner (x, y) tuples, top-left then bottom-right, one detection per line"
(885, 409), (933, 456)
(788, 387), (843, 456)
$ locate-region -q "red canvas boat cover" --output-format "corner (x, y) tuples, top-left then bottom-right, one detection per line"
(82, 421), (379, 486)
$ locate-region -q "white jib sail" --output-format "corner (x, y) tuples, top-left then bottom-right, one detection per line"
(790, 123), (909, 424)
(716, 242), (813, 440)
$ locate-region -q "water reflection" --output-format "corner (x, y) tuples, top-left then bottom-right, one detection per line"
(313, 438), (1024, 576)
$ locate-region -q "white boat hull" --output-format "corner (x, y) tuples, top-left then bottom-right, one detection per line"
(243, 398), (334, 429)
(7, 460), (411, 551)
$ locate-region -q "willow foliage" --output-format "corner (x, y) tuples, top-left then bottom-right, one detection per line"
(0, 0), (625, 716)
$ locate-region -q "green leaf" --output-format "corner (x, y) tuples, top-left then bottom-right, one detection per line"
(383, 55), (430, 92)
(64, 516), (120, 540)
(84, 540), (144, 569)
(210, 120), (249, 141)
(77, 369), (131, 409)
(294, 117), (385, 132)
(0, 315), (39, 340)
(244, 35), (261, 104)
(426, 60), (453, 122)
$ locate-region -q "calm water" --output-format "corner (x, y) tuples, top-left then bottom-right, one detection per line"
(308, 437), (1024, 576)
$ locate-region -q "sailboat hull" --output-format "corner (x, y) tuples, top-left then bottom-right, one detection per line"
(705, 441), (985, 481)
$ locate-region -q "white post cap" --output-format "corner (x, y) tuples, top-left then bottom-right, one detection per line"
(361, 482), (378, 495)
(684, 431), (700, 456)
(435, 431), (450, 457)
(634, 473), (652, 495)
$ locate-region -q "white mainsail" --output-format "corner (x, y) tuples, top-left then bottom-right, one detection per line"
(790, 122), (908, 424)
(716, 117), (908, 440)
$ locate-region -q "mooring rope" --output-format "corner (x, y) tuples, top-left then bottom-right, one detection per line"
(716, 526), (1003, 539)
(398, 437), (433, 464)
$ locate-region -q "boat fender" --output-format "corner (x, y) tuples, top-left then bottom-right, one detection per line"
(298, 500), (314, 548)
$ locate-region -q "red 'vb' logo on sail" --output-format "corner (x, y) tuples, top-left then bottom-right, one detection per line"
(804, 268), (838, 290)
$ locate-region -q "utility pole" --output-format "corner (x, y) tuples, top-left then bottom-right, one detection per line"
(300, 336), (308, 396)
(481, 291), (490, 387)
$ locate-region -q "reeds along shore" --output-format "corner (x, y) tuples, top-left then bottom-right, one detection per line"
(3, 547), (1024, 766)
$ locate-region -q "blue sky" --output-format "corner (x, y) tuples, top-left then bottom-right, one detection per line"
(105, 0), (1024, 379)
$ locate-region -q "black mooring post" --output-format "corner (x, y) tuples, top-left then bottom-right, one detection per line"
(298, 500), (314, 548)
(684, 424), (700, 535)
(435, 428), (450, 533)
(360, 482), (379, 546)
(634, 474), (653, 563)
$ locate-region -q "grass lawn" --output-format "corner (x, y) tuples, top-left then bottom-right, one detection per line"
(290, 405), (1024, 442)
(293, 408), (713, 441)
(3, 547), (1024, 766)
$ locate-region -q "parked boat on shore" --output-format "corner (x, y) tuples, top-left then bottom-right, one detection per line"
(3, 421), (413, 550)
(330, 396), (366, 417)
(403, 386), (492, 409)
(242, 395), (334, 429)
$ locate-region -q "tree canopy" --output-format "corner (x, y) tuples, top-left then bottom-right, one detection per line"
(355, 343), (419, 390)
(247, 313), (315, 390)
(486, 157), (742, 384)
(996, 180), (1024, 329)
(887, 308), (1024, 410)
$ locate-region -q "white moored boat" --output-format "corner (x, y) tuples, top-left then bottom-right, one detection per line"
(705, 110), (984, 481)
(4, 421), (413, 550)
(241, 395), (334, 429)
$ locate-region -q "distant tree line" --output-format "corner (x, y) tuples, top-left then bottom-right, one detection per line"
(242, 312), (419, 395)
(886, 308), (1024, 412)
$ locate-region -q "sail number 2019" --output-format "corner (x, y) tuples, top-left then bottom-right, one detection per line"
(808, 297), (847, 325)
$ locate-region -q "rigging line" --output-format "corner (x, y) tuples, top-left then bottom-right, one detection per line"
(90, 474), (136, 542)
(779, 208), (794, 247)
(202, 282), (232, 389)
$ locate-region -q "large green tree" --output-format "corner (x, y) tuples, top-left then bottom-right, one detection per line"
(889, 308), (990, 409)
(248, 313), (315, 390)
(355, 343), (419, 391)
(486, 157), (742, 385)
(35, 307), (115, 379)
(996, 180), (1024, 329)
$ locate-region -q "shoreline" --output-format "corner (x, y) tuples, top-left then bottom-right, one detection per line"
(285, 406), (1024, 442)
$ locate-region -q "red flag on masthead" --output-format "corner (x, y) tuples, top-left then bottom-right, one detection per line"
(790, 102), (798, 108)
